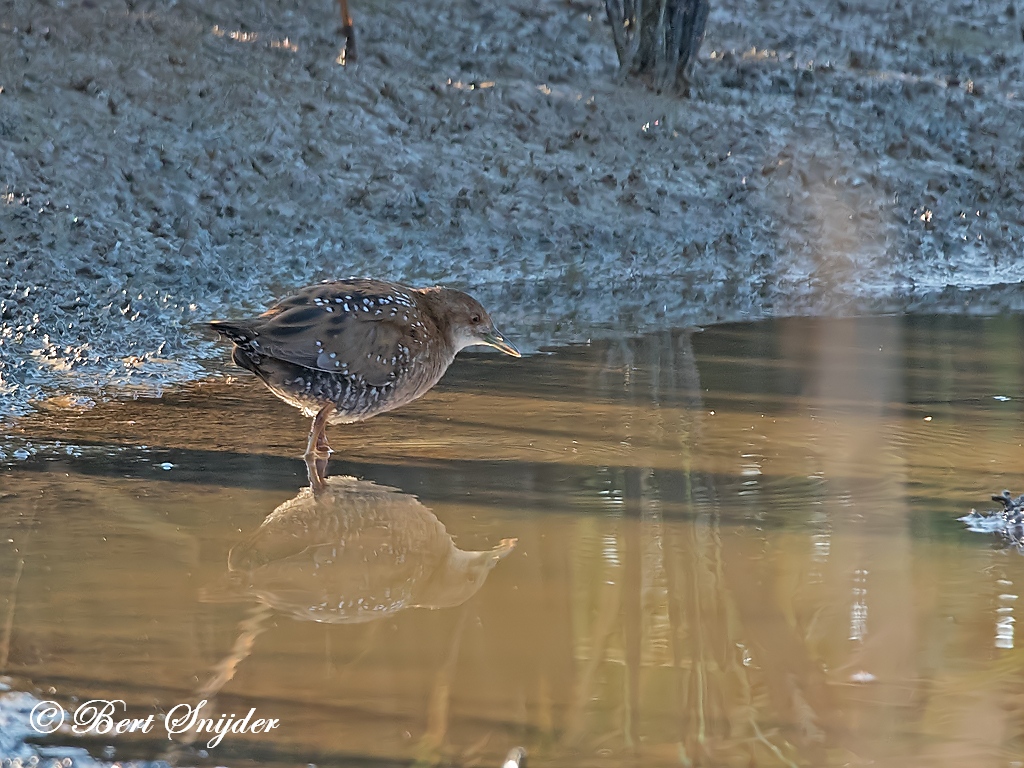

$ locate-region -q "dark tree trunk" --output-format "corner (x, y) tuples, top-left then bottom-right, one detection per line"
(605, 0), (710, 90)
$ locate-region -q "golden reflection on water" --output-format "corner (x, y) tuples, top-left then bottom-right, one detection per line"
(2, 316), (1024, 766)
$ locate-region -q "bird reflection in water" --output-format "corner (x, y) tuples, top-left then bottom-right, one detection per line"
(192, 475), (516, 722)
(226, 475), (517, 623)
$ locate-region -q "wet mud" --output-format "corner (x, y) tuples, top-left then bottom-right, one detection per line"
(1, 0), (1023, 416)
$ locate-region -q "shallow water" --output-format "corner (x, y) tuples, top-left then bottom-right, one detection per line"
(2, 315), (1024, 767)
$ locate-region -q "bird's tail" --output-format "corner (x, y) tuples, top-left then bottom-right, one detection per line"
(209, 320), (264, 375)
(209, 319), (256, 345)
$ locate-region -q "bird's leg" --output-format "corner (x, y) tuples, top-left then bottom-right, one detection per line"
(316, 429), (331, 454)
(304, 405), (335, 493)
(305, 404), (335, 458)
(337, 0), (357, 62)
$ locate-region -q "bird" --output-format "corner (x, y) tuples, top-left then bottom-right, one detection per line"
(210, 278), (520, 485)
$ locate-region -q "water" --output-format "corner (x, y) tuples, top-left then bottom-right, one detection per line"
(2, 315), (1024, 767)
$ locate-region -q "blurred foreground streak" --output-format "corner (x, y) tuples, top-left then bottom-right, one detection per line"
(604, 0), (710, 89)
(336, 0), (356, 62)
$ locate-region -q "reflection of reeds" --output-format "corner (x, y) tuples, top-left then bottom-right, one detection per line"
(160, 603), (274, 762)
(0, 487), (31, 676)
(0, 544), (24, 672)
(194, 603), (273, 705)
(566, 477), (832, 764)
(557, 331), (814, 764)
(563, 520), (624, 747)
(416, 602), (471, 765)
(913, 561), (1024, 764)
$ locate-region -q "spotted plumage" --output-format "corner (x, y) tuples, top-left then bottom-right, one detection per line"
(210, 278), (519, 485)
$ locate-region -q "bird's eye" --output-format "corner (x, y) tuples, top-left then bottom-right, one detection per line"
(471, 314), (481, 324)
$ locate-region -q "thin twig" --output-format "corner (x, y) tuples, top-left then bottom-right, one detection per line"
(653, 0), (670, 85)
(624, 0), (644, 72)
(605, 0), (628, 66)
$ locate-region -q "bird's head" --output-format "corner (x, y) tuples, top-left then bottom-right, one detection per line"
(431, 288), (521, 357)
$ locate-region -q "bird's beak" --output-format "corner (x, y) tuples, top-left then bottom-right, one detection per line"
(481, 328), (521, 358)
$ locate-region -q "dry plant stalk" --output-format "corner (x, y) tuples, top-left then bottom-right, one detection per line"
(604, 0), (710, 89)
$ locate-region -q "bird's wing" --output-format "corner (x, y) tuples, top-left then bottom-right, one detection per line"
(245, 280), (429, 387)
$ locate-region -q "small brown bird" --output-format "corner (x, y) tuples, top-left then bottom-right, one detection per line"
(210, 278), (520, 478)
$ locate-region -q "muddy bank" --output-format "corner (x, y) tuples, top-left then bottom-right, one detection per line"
(1, 0), (1023, 416)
